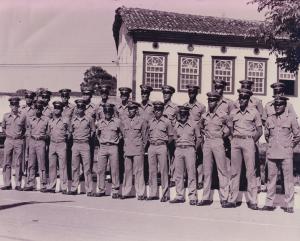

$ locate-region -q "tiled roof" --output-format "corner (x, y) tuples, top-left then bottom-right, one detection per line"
(115, 6), (265, 38)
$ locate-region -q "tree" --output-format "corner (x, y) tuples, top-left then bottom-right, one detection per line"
(80, 66), (117, 95)
(249, 0), (300, 72)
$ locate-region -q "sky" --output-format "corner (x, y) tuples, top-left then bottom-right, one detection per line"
(0, 0), (265, 92)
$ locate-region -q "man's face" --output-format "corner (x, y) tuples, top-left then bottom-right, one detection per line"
(178, 111), (188, 122)
(162, 92), (172, 102)
(100, 92), (109, 101)
(208, 99), (218, 111)
(188, 90), (197, 100)
(42, 96), (50, 106)
(241, 84), (252, 91)
(82, 94), (91, 103)
(128, 107), (137, 118)
(154, 108), (163, 119)
(141, 91), (150, 102)
(10, 104), (19, 113)
(274, 102), (286, 115)
(36, 108), (43, 115)
(61, 96), (69, 105)
(273, 88), (284, 96)
(214, 85), (224, 96)
(77, 107), (85, 115)
(25, 97), (34, 105)
(104, 110), (113, 120)
(239, 95), (250, 108)
(120, 93), (129, 102)
(54, 107), (63, 116)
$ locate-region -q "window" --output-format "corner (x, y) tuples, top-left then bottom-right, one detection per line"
(212, 57), (235, 94)
(143, 52), (168, 90)
(178, 54), (202, 91)
(245, 58), (267, 95)
(278, 67), (298, 96)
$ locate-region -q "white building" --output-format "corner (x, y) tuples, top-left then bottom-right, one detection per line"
(113, 6), (298, 114)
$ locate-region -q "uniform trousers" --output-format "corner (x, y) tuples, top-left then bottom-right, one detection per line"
(265, 158), (294, 208)
(71, 142), (92, 193)
(26, 139), (47, 189)
(228, 138), (258, 205)
(174, 146), (197, 201)
(122, 154), (145, 197)
(202, 138), (229, 201)
(47, 142), (68, 191)
(3, 138), (24, 187)
(148, 144), (169, 198)
(97, 144), (120, 194)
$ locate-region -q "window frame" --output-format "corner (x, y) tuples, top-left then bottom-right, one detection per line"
(177, 53), (202, 93)
(142, 51), (169, 91)
(211, 56), (236, 94)
(277, 65), (298, 97)
(245, 57), (268, 96)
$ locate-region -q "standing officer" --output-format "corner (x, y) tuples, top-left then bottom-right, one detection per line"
(224, 88), (262, 209)
(170, 106), (202, 205)
(139, 85), (154, 120)
(161, 85), (178, 185)
(261, 96), (300, 213)
(96, 84), (117, 120)
(120, 101), (148, 200)
(197, 92), (230, 207)
(147, 101), (174, 202)
(117, 87), (132, 121)
(46, 101), (69, 194)
(20, 90), (36, 176)
(40, 90), (53, 118)
(213, 79), (234, 114)
(1, 97), (26, 190)
(184, 85), (206, 189)
(24, 100), (49, 192)
(68, 99), (95, 196)
(95, 103), (122, 199)
(59, 89), (75, 120)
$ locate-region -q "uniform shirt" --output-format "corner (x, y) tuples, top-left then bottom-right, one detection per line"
(228, 107), (262, 137)
(262, 101), (297, 121)
(173, 120), (201, 147)
(139, 101), (154, 121)
(184, 100), (206, 123)
(62, 103), (75, 120)
(216, 96), (234, 114)
(265, 112), (300, 159)
(2, 111), (26, 138)
(96, 118), (122, 144)
(70, 115), (95, 142)
(20, 105), (36, 136)
(148, 116), (173, 143)
(116, 102), (129, 121)
(42, 105), (53, 119)
(84, 102), (97, 120)
(233, 96), (264, 117)
(200, 109), (229, 139)
(121, 116), (147, 156)
(48, 116), (69, 142)
(28, 115), (49, 139)
(96, 99), (118, 120)
(163, 101), (178, 125)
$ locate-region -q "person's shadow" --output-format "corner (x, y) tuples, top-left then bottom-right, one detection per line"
(0, 200), (73, 211)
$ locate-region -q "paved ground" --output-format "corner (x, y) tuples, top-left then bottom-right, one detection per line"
(1, 179), (300, 241)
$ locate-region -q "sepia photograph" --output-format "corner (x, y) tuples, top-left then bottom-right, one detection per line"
(0, 0), (300, 240)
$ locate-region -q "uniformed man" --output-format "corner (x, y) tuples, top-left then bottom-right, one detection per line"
(261, 96), (300, 213)
(213, 79), (234, 114)
(139, 85), (154, 121)
(184, 85), (206, 189)
(120, 101), (148, 200)
(59, 88), (75, 120)
(117, 87), (132, 121)
(147, 101), (174, 202)
(40, 90), (53, 118)
(197, 92), (230, 207)
(95, 103), (122, 199)
(24, 100), (49, 192)
(170, 106), (202, 205)
(20, 90), (36, 176)
(46, 101), (69, 194)
(224, 88), (262, 209)
(161, 85), (178, 185)
(96, 84), (117, 120)
(68, 99), (95, 196)
(1, 97), (26, 190)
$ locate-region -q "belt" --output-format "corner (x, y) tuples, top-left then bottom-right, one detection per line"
(73, 139), (88, 143)
(31, 136), (46, 141)
(6, 135), (24, 140)
(100, 142), (117, 146)
(50, 140), (66, 144)
(176, 145), (194, 149)
(150, 141), (166, 146)
(233, 135), (253, 139)
(205, 135), (222, 140)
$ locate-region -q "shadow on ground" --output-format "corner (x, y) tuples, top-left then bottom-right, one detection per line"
(0, 200), (73, 211)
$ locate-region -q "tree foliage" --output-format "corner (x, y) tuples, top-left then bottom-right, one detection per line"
(81, 66), (117, 95)
(249, 0), (300, 72)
